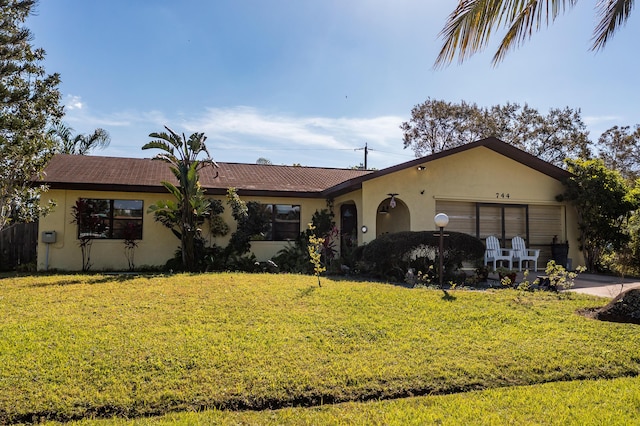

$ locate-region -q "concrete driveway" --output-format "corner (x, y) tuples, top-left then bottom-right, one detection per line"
(569, 273), (640, 298)
(488, 271), (640, 298)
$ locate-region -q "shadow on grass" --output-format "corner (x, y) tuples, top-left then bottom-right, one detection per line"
(441, 290), (456, 301)
(296, 285), (317, 298)
(24, 272), (168, 288)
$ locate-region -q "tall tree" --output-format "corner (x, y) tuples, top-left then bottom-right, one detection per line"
(49, 122), (111, 155)
(401, 98), (590, 166)
(142, 126), (218, 271)
(559, 158), (639, 272)
(0, 0), (63, 229)
(596, 125), (640, 181)
(436, 0), (635, 67)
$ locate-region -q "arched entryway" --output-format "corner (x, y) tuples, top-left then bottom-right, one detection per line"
(376, 196), (410, 237)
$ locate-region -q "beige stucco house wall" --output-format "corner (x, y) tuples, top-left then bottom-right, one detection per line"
(356, 145), (580, 266)
(36, 137), (583, 271)
(37, 190), (329, 271)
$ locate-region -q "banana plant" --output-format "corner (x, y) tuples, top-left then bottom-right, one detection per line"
(143, 126), (218, 271)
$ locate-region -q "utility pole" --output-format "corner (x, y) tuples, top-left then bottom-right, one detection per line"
(354, 143), (369, 170)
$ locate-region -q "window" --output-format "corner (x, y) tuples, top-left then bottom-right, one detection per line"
(256, 204), (301, 241)
(76, 198), (143, 239)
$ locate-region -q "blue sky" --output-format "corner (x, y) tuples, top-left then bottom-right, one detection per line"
(28, 1), (640, 169)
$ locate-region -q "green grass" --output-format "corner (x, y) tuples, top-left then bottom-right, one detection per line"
(53, 376), (640, 425)
(1, 273), (638, 424)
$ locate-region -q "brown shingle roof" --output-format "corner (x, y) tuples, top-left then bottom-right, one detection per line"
(39, 154), (373, 196)
(38, 138), (570, 198)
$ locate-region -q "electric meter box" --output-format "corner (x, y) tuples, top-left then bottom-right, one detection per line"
(41, 231), (57, 243)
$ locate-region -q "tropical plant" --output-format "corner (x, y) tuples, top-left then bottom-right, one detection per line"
(273, 207), (338, 274)
(70, 199), (104, 271)
(534, 260), (586, 290)
(225, 188), (271, 257)
(558, 158), (640, 271)
(0, 0), (63, 230)
(436, 0), (635, 67)
(307, 224), (326, 287)
(48, 122), (111, 155)
(122, 222), (139, 271)
(272, 242), (312, 274)
(142, 126), (218, 271)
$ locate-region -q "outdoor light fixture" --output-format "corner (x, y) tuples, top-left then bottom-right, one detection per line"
(379, 194), (399, 214)
(388, 193), (398, 209)
(361, 225), (368, 233)
(434, 213), (449, 229)
(434, 213), (449, 288)
(417, 165), (426, 171)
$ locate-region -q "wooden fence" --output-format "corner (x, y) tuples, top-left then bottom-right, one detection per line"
(0, 222), (38, 271)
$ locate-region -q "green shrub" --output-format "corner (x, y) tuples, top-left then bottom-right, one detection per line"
(272, 208), (337, 275)
(272, 241), (312, 274)
(361, 231), (485, 281)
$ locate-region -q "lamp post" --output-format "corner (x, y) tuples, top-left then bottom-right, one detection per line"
(434, 213), (449, 288)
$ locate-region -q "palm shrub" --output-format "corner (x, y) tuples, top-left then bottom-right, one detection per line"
(142, 126), (218, 271)
(273, 241), (312, 273)
(360, 231), (485, 281)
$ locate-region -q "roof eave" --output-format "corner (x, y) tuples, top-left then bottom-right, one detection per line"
(44, 181), (324, 199)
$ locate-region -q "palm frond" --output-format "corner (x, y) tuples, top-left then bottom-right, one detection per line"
(435, 0), (577, 67)
(147, 130), (182, 153)
(72, 128), (111, 155)
(90, 128), (111, 149)
(494, 0), (576, 64)
(142, 140), (175, 156)
(435, 0), (503, 67)
(161, 181), (182, 200)
(592, 0), (634, 51)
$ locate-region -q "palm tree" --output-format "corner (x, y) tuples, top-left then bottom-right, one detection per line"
(435, 0), (634, 67)
(49, 122), (111, 155)
(142, 126), (218, 271)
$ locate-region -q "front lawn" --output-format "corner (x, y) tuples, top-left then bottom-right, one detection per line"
(1, 273), (638, 424)
(58, 376), (640, 425)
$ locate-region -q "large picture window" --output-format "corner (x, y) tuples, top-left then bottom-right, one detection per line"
(76, 198), (143, 240)
(255, 204), (300, 241)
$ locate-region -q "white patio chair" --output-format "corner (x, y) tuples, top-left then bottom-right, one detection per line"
(511, 236), (540, 271)
(484, 236), (513, 271)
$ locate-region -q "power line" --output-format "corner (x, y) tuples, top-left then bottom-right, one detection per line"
(212, 146), (360, 152)
(354, 143), (373, 169)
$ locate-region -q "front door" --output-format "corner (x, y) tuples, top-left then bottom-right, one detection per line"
(340, 204), (357, 254)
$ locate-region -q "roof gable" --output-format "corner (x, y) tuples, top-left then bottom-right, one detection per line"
(323, 137), (571, 197)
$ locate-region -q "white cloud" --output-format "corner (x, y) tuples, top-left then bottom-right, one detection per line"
(182, 106), (405, 153)
(64, 104), (413, 168)
(64, 105), (168, 129)
(583, 115), (622, 126)
(65, 94), (84, 110)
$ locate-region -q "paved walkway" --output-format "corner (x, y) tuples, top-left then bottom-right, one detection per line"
(490, 271), (640, 298)
(569, 273), (640, 298)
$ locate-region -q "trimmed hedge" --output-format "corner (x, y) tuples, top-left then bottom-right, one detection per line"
(357, 231), (485, 281)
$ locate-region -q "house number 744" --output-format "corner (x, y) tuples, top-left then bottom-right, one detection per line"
(496, 193), (510, 199)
